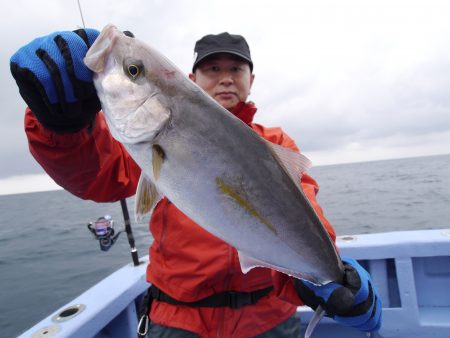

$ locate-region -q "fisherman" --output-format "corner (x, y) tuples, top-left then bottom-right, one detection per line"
(10, 28), (381, 337)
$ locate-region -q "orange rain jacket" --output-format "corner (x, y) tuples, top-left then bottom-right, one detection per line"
(25, 102), (336, 338)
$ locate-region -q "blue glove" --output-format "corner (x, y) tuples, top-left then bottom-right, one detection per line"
(295, 257), (382, 332)
(10, 29), (100, 132)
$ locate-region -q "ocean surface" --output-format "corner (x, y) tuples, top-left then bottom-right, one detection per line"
(1, 153), (449, 337)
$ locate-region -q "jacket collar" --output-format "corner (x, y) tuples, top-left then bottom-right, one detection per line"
(231, 101), (257, 125)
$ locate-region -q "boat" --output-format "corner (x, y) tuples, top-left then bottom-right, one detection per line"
(18, 228), (450, 338)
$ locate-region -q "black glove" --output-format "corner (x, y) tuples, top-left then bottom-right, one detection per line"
(10, 28), (101, 133)
(295, 257), (382, 332)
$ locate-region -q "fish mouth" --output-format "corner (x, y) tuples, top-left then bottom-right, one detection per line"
(85, 24), (124, 73)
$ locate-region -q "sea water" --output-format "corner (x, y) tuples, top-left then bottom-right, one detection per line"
(1, 154), (449, 337)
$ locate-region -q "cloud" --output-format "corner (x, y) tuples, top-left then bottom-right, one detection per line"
(252, 0), (450, 161)
(1, 0), (450, 191)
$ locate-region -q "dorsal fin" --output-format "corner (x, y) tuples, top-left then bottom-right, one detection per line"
(135, 173), (162, 221)
(265, 140), (312, 189)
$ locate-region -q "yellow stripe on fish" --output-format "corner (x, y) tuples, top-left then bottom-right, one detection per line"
(216, 177), (278, 235)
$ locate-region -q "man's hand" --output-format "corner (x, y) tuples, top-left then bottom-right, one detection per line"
(10, 29), (101, 132)
(296, 257), (382, 332)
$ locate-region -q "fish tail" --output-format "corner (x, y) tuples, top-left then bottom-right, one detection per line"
(304, 305), (325, 338)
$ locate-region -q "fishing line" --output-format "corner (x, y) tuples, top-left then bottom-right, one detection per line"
(76, 0), (86, 28)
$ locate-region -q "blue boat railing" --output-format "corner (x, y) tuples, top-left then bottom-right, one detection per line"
(18, 229), (450, 338)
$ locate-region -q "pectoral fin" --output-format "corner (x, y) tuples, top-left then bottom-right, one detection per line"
(152, 144), (165, 180)
(135, 173), (161, 221)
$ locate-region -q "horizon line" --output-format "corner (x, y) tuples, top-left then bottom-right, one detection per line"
(1, 152), (448, 196)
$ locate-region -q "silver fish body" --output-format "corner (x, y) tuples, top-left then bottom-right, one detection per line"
(85, 24), (344, 285)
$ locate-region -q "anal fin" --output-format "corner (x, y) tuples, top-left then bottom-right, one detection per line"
(237, 250), (267, 274)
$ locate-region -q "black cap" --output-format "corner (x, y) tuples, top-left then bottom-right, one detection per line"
(192, 32), (253, 72)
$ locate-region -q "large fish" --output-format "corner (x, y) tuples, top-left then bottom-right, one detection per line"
(84, 24), (344, 285)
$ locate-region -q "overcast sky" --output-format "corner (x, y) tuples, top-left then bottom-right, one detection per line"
(1, 0), (450, 194)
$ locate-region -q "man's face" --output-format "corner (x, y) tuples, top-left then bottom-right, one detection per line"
(189, 53), (255, 111)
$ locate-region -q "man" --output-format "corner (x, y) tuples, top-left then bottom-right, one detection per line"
(10, 28), (381, 337)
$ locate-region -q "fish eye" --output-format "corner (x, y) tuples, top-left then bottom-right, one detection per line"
(124, 59), (144, 80)
(128, 64), (141, 78)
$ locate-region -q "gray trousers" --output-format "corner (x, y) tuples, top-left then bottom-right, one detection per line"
(148, 313), (300, 338)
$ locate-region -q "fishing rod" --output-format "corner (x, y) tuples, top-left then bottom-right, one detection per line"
(75, 1), (140, 266)
(120, 198), (140, 266)
(87, 198), (140, 266)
